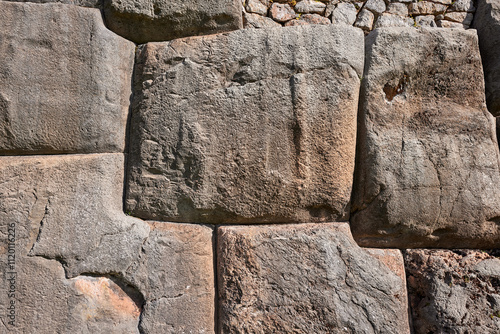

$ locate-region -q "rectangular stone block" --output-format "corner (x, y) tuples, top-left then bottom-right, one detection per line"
(0, 2), (135, 155)
(126, 25), (364, 224)
(125, 222), (215, 334)
(103, 0), (243, 44)
(217, 223), (410, 334)
(351, 27), (500, 248)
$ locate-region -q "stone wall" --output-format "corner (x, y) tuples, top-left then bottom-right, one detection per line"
(1, 0), (500, 333)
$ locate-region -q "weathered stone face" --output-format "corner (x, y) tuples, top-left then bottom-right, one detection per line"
(0, 154), (146, 332)
(473, 0), (500, 116)
(0, 257), (142, 333)
(0, 154), (150, 277)
(351, 27), (500, 248)
(102, 0), (243, 44)
(124, 222), (215, 334)
(0, 154), (215, 332)
(217, 223), (410, 333)
(405, 249), (500, 334)
(0, 2), (135, 155)
(126, 25), (364, 224)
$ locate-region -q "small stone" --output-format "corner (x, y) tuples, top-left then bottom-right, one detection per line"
(437, 19), (468, 28)
(246, 0), (268, 15)
(387, 2), (409, 16)
(324, 0), (339, 18)
(364, 0), (386, 14)
(243, 11), (281, 28)
(430, 0), (453, 4)
(450, 0), (476, 12)
(444, 11), (474, 25)
(354, 9), (375, 30)
(331, 2), (357, 25)
(300, 13), (331, 24)
(270, 2), (296, 22)
(415, 15), (437, 27)
(374, 13), (414, 28)
(294, 0), (326, 14)
(409, 1), (448, 15)
(284, 19), (310, 26)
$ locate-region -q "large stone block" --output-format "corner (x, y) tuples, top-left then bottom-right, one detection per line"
(126, 25), (364, 224)
(102, 0), (243, 44)
(0, 154), (215, 332)
(0, 154), (149, 277)
(0, 2), (135, 155)
(0, 154), (147, 332)
(123, 222), (215, 334)
(217, 223), (410, 333)
(474, 0), (500, 116)
(405, 249), (500, 334)
(351, 27), (500, 248)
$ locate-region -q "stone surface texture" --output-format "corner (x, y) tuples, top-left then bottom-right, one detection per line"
(103, 0), (243, 44)
(0, 2), (134, 155)
(126, 25), (363, 224)
(351, 27), (500, 248)
(405, 250), (500, 334)
(124, 222), (215, 334)
(3, 0), (100, 7)
(0, 154), (146, 332)
(473, 0), (500, 116)
(217, 223), (410, 333)
(0, 154), (215, 333)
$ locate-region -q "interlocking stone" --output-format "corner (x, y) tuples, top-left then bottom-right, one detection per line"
(269, 2), (296, 22)
(0, 2), (134, 155)
(217, 223), (410, 333)
(126, 25), (364, 224)
(473, 0), (500, 116)
(0, 154), (147, 332)
(243, 11), (282, 28)
(352, 27), (500, 248)
(124, 222), (215, 334)
(102, 0), (243, 44)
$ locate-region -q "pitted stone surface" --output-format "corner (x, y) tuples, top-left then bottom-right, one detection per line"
(405, 249), (500, 334)
(0, 2), (135, 155)
(102, 0), (243, 44)
(351, 27), (500, 248)
(126, 25), (363, 224)
(473, 0), (500, 116)
(217, 223), (410, 333)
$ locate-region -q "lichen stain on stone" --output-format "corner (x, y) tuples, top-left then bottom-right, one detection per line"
(73, 276), (141, 320)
